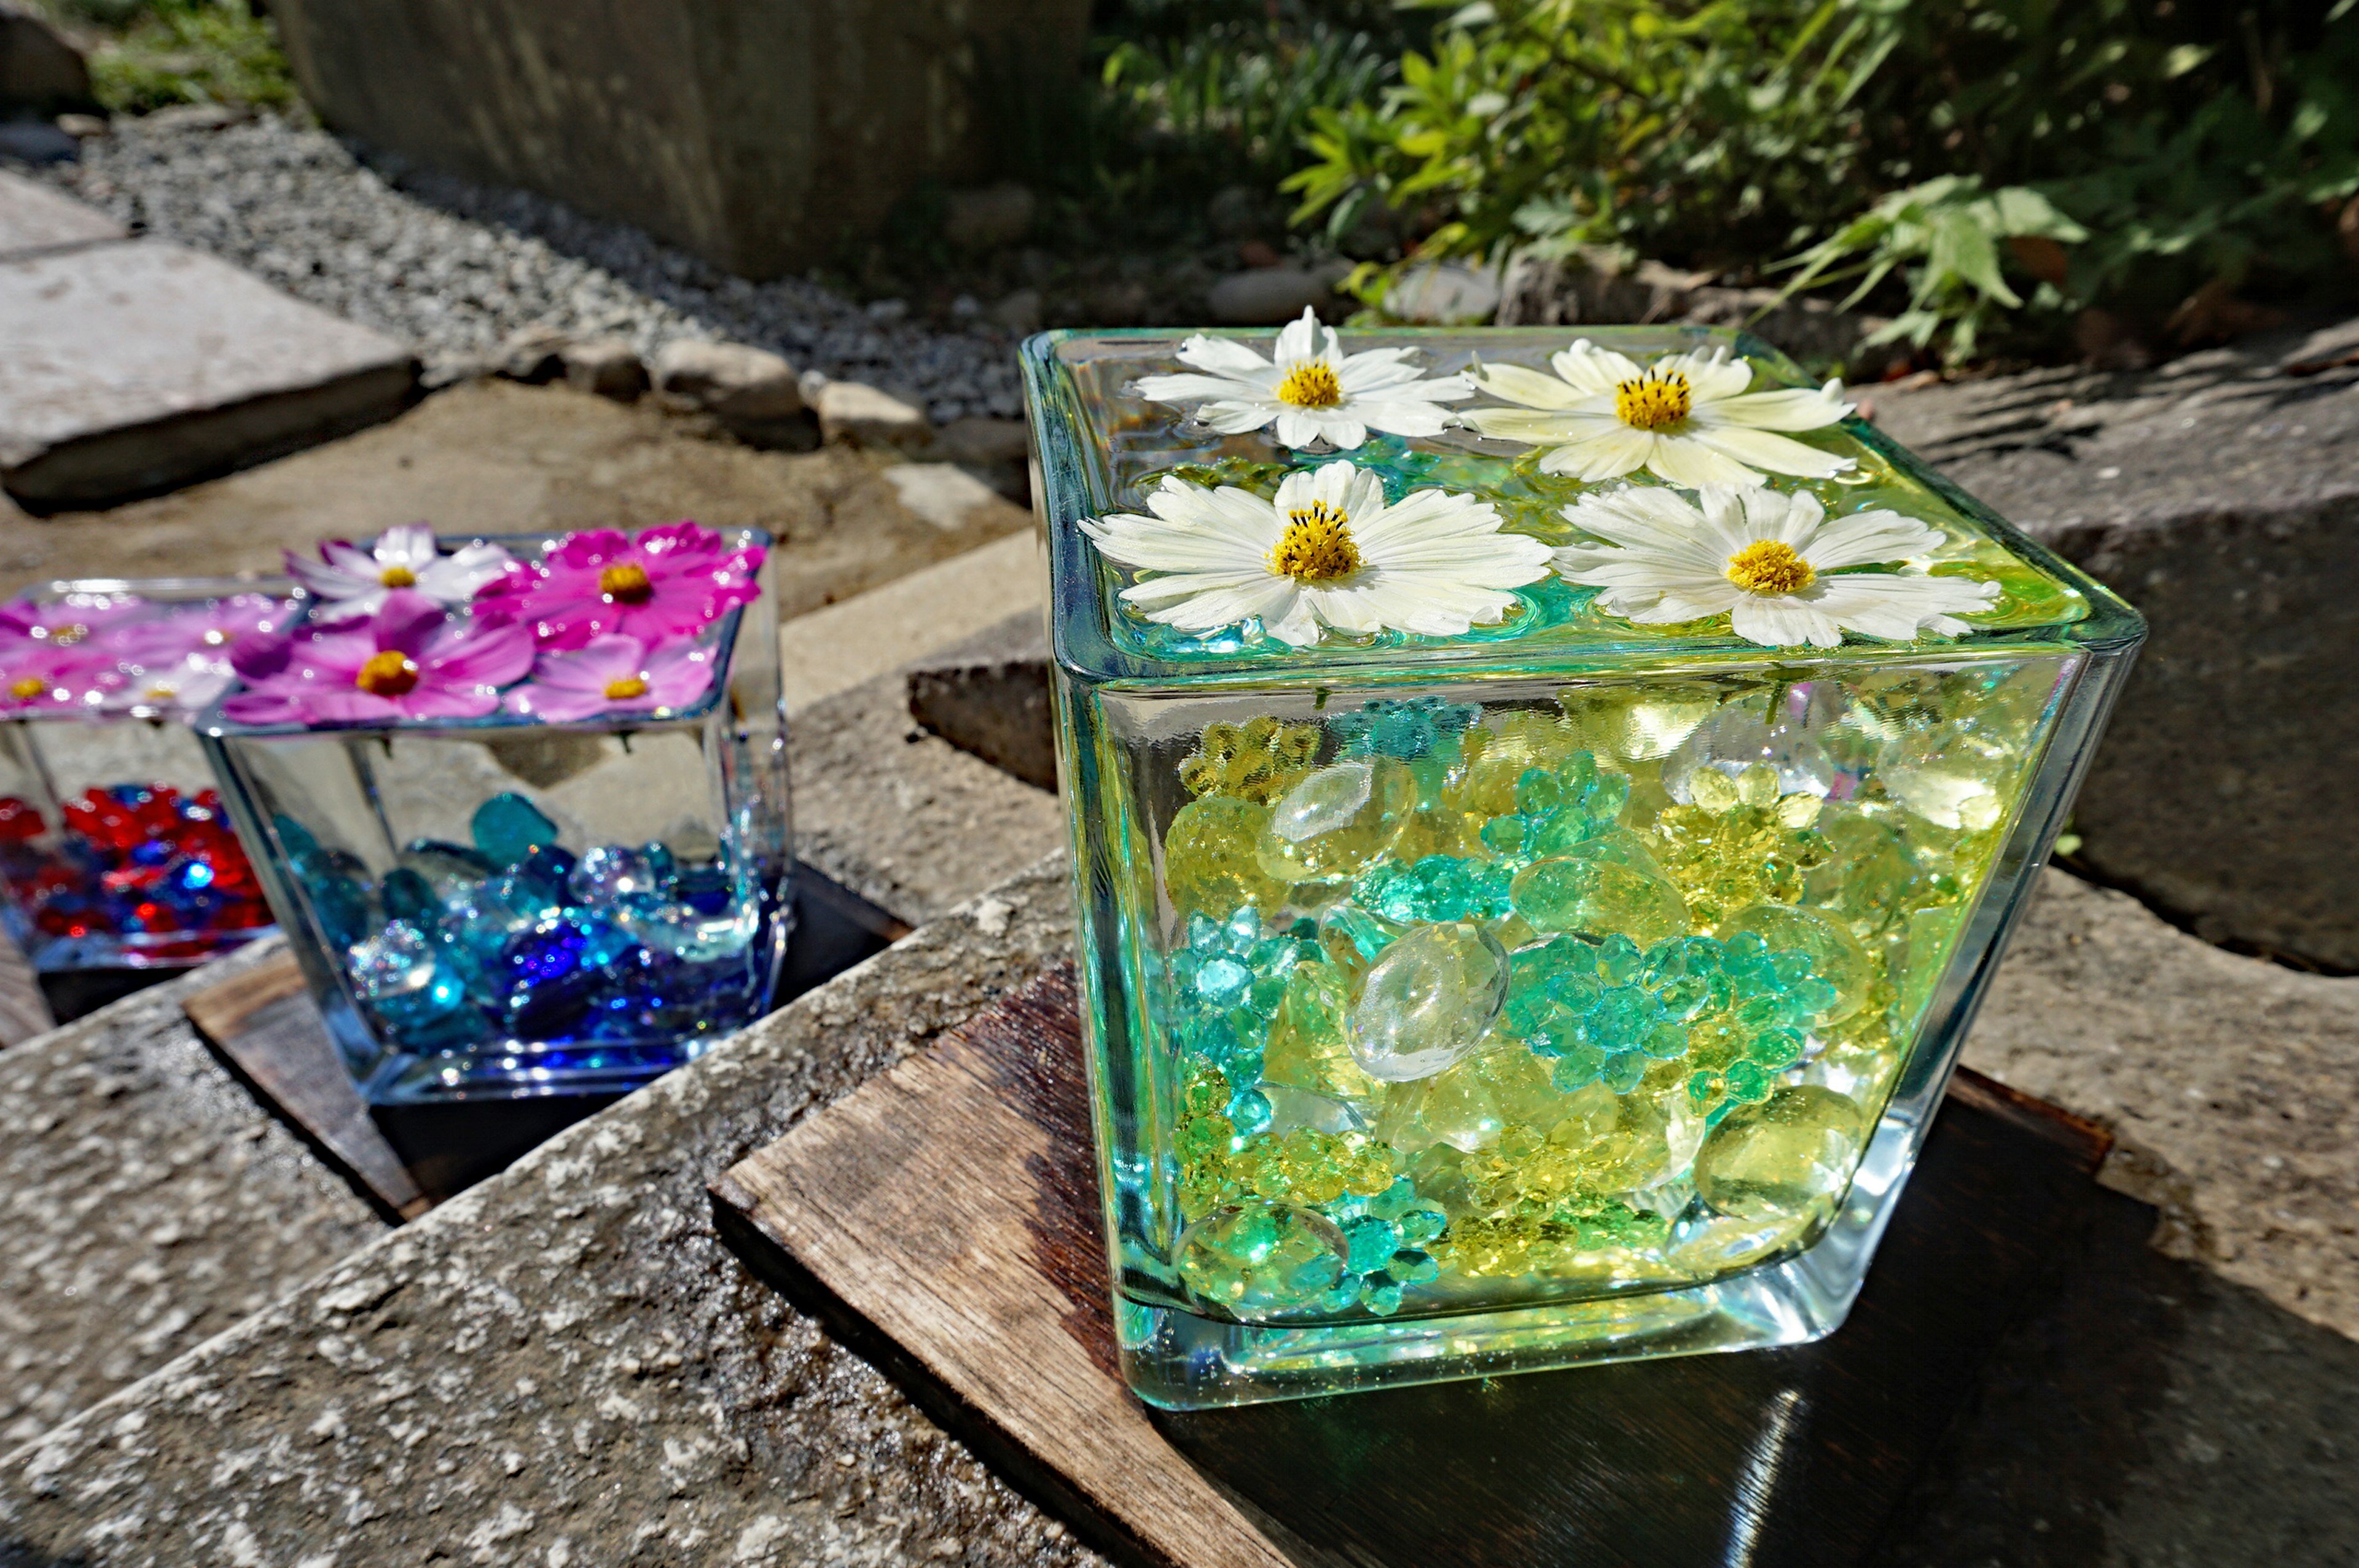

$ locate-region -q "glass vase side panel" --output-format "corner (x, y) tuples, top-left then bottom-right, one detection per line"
(1060, 649), (2131, 1406)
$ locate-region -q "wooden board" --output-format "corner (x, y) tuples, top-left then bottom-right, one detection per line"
(185, 864), (910, 1222)
(713, 963), (2123, 1568)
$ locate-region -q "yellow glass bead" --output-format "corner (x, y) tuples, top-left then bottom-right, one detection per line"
(1164, 795), (1289, 921)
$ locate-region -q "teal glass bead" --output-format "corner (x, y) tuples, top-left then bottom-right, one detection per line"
(471, 791), (560, 870)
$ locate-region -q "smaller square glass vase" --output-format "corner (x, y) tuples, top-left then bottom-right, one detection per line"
(1025, 324), (2146, 1409)
(0, 577), (289, 974)
(198, 531), (791, 1106)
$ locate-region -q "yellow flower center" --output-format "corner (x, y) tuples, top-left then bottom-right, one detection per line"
(603, 676), (650, 701)
(1725, 540), (1816, 596)
(49, 623), (88, 646)
(355, 650), (421, 696)
(9, 677), (44, 700)
(378, 565), (418, 588)
(203, 628), (233, 646)
(1273, 361), (1344, 409)
(146, 684), (177, 701)
(1269, 501), (1363, 583)
(1614, 370), (1692, 431)
(599, 562), (654, 603)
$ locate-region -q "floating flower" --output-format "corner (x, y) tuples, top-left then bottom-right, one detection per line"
(221, 591), (534, 726)
(0, 595), (143, 649)
(500, 634), (717, 723)
(1081, 460), (1552, 648)
(98, 653), (235, 716)
(109, 594), (296, 670)
(1458, 341), (1855, 487)
(1551, 485), (1998, 649)
(512, 522), (766, 650)
(287, 523), (517, 624)
(1133, 308), (1474, 451)
(0, 637), (116, 712)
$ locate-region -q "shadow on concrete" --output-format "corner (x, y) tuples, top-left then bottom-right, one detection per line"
(1879, 1180), (2359, 1566)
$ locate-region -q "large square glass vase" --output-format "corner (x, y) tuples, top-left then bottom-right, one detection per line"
(1023, 325), (2145, 1408)
(0, 577), (288, 974)
(198, 531), (791, 1106)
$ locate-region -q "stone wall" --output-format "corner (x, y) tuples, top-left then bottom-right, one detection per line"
(265, 0), (1089, 279)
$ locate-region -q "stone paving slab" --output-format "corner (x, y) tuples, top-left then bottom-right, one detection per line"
(2, 859), (2354, 1565)
(0, 938), (388, 1454)
(1870, 321), (2359, 970)
(0, 859), (1095, 1568)
(0, 241), (416, 511)
(0, 170), (120, 262)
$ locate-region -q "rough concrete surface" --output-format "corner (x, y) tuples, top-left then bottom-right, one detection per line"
(906, 610), (1056, 790)
(266, 0), (1087, 277)
(790, 669), (1065, 927)
(1966, 869), (2359, 1341)
(0, 242), (418, 510)
(0, 938), (386, 1453)
(776, 531), (1044, 713)
(0, 170), (119, 262)
(0, 379), (1028, 620)
(1872, 319), (2359, 971)
(0, 859), (1100, 1568)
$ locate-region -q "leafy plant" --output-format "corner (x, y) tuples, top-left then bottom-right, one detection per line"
(76, 0), (300, 116)
(1285, 0), (2359, 361)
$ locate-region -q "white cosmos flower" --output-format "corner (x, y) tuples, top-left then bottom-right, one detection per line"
(1458, 340), (1855, 487)
(1133, 307), (1473, 451)
(287, 523), (515, 624)
(1552, 485), (2000, 649)
(98, 654), (232, 716)
(1081, 459), (1552, 648)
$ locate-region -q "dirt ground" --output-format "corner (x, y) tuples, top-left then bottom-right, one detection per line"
(0, 380), (1030, 618)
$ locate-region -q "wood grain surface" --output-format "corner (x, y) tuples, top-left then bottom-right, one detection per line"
(713, 962), (2130, 1568)
(184, 947), (431, 1220)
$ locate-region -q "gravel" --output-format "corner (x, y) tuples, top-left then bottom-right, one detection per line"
(23, 115), (1027, 426)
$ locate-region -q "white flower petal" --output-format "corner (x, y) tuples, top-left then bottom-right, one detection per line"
(1173, 335), (1279, 378)
(1551, 341), (1645, 394)
(1471, 361), (1593, 411)
(1272, 308), (1323, 367)
(1685, 424), (1855, 479)
(1645, 434), (1767, 489)
(1136, 371), (1277, 403)
(1699, 384), (1854, 431)
(1536, 426), (1655, 482)
(1196, 399), (1285, 435)
(377, 524), (439, 571)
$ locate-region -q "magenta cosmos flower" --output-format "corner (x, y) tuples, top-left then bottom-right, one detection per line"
(0, 635), (119, 712)
(500, 634), (717, 722)
(288, 523), (517, 625)
(0, 595), (144, 650)
(108, 594), (297, 669)
(514, 522), (764, 650)
(221, 591), (534, 726)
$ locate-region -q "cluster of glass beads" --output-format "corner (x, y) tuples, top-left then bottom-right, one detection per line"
(1156, 674), (2038, 1324)
(0, 785), (272, 961)
(283, 790), (771, 1052)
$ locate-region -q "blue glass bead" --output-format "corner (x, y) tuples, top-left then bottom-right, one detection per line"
(1600, 1050), (1649, 1094)
(1194, 956), (1253, 1008)
(348, 920), (437, 997)
(128, 838), (173, 868)
(675, 864), (734, 916)
(1389, 1247), (1440, 1284)
(470, 792), (560, 869)
(273, 813), (325, 873)
(380, 867), (440, 926)
(1359, 1274), (1405, 1316)
(569, 844), (668, 906)
(1724, 1060), (1773, 1102)
(400, 838), (497, 887)
(1596, 933), (1642, 985)
(1551, 1043), (1607, 1093)
(1225, 1088), (1273, 1136)
(307, 873), (372, 951)
(624, 899), (757, 962)
(1340, 1215), (1403, 1274)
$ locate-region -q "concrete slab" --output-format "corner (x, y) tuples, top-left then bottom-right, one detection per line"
(777, 529), (1045, 713)
(0, 241), (418, 511)
(0, 168), (120, 261)
(0, 940), (388, 1452)
(1870, 322), (2359, 970)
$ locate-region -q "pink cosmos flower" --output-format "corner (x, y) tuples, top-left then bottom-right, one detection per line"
(108, 595), (297, 671)
(0, 595), (144, 649)
(0, 636), (119, 712)
(499, 634), (717, 723)
(98, 655), (235, 716)
(288, 524), (517, 624)
(221, 591), (534, 727)
(512, 522), (764, 650)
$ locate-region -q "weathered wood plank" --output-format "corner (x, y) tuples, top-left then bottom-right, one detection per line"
(714, 961), (2129, 1568)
